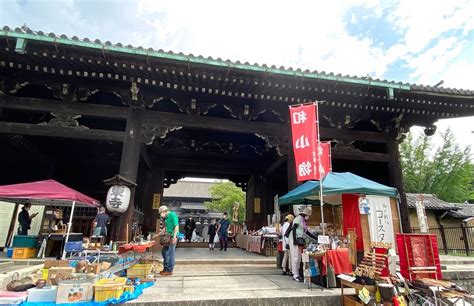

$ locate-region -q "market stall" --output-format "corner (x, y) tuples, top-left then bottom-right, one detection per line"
(0, 180), (100, 259)
(278, 172), (402, 289)
(279, 172), (401, 254)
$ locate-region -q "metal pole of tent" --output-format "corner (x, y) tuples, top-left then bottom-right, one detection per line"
(315, 102), (325, 236)
(62, 200), (75, 259)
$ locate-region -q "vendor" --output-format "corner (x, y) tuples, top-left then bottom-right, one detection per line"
(18, 203), (38, 235)
(92, 206), (110, 237)
(288, 207), (318, 282)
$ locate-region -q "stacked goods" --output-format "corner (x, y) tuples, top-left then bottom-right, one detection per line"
(354, 252), (388, 280)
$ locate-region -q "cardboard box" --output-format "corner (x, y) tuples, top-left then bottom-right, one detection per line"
(56, 280), (94, 304)
(47, 267), (74, 285)
(44, 260), (69, 269)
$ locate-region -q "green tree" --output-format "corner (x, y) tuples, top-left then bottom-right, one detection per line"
(400, 128), (473, 203)
(204, 182), (246, 222)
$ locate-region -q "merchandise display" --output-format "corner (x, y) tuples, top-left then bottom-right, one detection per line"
(0, 238), (160, 306)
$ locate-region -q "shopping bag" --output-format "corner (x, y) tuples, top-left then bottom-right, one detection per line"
(214, 234), (220, 244)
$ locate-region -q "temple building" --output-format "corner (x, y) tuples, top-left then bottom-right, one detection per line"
(1, 26), (473, 240)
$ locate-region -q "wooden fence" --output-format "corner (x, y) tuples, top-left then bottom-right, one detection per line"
(412, 224), (474, 256)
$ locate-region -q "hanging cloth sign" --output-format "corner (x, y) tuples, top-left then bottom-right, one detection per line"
(317, 141), (332, 180)
(289, 103), (318, 181)
(366, 195), (395, 245)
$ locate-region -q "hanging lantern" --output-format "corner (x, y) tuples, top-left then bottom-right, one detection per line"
(106, 185), (131, 213)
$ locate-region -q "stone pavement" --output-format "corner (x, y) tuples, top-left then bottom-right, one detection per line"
(128, 264), (343, 306)
(129, 248), (343, 305)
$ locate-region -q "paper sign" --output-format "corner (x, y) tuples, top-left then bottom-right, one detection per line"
(254, 198), (261, 213)
(318, 235), (330, 244)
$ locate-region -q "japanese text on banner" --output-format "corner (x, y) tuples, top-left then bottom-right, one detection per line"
(289, 104), (318, 181)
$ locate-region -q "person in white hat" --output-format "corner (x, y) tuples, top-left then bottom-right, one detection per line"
(288, 206), (318, 282)
(158, 205), (179, 276)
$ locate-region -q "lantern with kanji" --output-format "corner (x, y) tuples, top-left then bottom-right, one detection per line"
(106, 185), (131, 213)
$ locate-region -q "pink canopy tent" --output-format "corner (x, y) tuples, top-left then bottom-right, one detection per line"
(0, 180), (100, 259)
(0, 179), (100, 207)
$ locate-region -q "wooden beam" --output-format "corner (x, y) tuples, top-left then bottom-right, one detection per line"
(0, 122), (126, 142)
(332, 150), (390, 162)
(1, 96), (390, 143)
(160, 158), (258, 175)
(0, 95), (129, 119)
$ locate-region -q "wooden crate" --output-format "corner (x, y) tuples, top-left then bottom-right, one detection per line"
(343, 295), (363, 306)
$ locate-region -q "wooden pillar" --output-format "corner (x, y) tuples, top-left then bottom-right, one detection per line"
(118, 107), (143, 241)
(142, 167), (164, 232)
(246, 176), (256, 230)
(287, 149), (297, 190)
(387, 139), (411, 233)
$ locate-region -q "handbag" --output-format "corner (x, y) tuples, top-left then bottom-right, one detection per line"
(213, 233), (220, 244)
(7, 273), (35, 292)
(159, 233), (171, 246)
(296, 237), (306, 246)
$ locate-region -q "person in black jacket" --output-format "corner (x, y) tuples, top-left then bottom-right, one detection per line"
(18, 204), (38, 235)
(208, 219), (217, 250)
(184, 217), (196, 242)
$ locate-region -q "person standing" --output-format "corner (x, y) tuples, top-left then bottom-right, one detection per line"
(158, 206), (179, 276)
(281, 214), (294, 275)
(208, 219), (217, 251)
(92, 206), (110, 237)
(18, 203), (38, 235)
(184, 217), (196, 242)
(217, 212), (230, 251)
(288, 207), (317, 282)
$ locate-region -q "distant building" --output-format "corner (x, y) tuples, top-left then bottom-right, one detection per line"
(163, 179), (222, 235)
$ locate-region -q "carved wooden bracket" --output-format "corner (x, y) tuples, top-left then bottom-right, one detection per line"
(323, 114), (360, 129)
(0, 78), (29, 95)
(255, 134), (289, 156)
(48, 83), (96, 102)
(333, 139), (359, 152)
(113, 82), (152, 108)
(142, 125), (182, 145)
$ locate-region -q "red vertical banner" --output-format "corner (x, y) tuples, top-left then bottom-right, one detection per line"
(316, 142), (332, 180)
(289, 103), (318, 181)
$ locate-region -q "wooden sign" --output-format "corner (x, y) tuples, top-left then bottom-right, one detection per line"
(254, 198), (261, 213)
(152, 194), (161, 210)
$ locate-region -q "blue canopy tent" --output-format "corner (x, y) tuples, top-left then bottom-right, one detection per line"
(279, 171), (399, 239)
(279, 172), (398, 205)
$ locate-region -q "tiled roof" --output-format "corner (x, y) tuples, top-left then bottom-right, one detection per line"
(406, 193), (460, 211)
(163, 181), (214, 199)
(447, 204), (474, 219)
(2, 25), (473, 96)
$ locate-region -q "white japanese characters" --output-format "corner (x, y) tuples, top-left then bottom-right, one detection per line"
(292, 110), (307, 124)
(298, 161), (312, 177)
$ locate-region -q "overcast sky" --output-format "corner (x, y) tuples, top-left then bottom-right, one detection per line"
(1, 0), (473, 153)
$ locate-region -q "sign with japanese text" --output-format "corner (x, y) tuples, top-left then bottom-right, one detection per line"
(152, 193), (161, 210)
(289, 103), (318, 181)
(415, 199), (429, 233)
(317, 141), (332, 180)
(106, 185), (131, 213)
(366, 195), (395, 245)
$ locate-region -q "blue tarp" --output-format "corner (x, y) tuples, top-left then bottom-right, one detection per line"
(278, 172), (398, 205)
(21, 281), (154, 306)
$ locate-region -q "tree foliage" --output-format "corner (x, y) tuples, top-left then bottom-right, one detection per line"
(204, 181), (246, 222)
(400, 128), (473, 203)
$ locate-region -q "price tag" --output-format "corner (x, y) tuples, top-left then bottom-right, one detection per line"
(318, 235), (330, 244)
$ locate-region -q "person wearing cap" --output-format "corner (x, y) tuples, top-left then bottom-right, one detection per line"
(281, 213), (294, 275)
(158, 205), (179, 276)
(288, 206), (318, 282)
